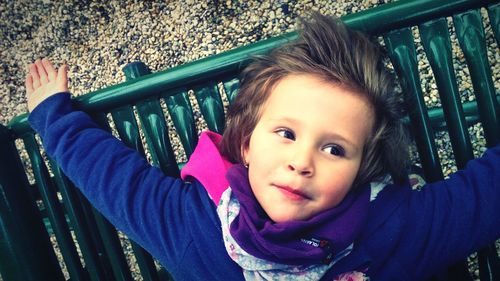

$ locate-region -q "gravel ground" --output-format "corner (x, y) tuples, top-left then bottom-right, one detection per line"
(0, 0), (498, 280)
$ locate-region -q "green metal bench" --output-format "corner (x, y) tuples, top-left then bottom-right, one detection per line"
(1, 0), (498, 280)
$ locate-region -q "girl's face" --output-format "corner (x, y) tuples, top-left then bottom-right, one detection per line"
(243, 74), (374, 223)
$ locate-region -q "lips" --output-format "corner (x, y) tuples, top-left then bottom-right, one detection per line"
(274, 184), (311, 201)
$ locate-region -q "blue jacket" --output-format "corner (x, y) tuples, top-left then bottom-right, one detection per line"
(28, 93), (500, 280)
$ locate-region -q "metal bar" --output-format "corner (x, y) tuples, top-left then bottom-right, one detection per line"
(123, 62), (180, 177)
(89, 112), (134, 281)
(22, 134), (86, 281)
(487, 2), (500, 45)
(419, 18), (474, 169)
(384, 28), (444, 182)
(50, 159), (109, 281)
(0, 125), (64, 281)
(121, 62), (179, 280)
(478, 244), (500, 281)
(111, 105), (146, 156)
(91, 210), (134, 281)
(222, 77), (240, 105)
(420, 17), (476, 281)
(79, 190), (116, 280)
(453, 10), (500, 281)
(135, 98), (180, 176)
(419, 95), (500, 131)
(165, 91), (198, 158)
(454, 10), (500, 281)
(129, 242), (161, 281)
(454, 9), (500, 147)
(194, 83), (225, 134)
(343, 0), (496, 35)
(110, 104), (162, 281)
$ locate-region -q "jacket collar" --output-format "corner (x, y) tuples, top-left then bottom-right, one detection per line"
(181, 131), (234, 204)
(321, 182), (411, 278)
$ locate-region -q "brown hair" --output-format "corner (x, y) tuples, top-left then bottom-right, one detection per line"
(219, 12), (409, 189)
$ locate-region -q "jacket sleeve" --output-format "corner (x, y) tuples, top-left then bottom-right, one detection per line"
(27, 92), (206, 270)
(400, 143), (500, 278)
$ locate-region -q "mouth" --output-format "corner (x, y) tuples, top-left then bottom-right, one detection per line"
(273, 184), (311, 201)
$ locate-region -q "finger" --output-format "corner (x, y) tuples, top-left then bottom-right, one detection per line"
(56, 64), (69, 92)
(35, 59), (49, 84)
(25, 74), (34, 95)
(29, 63), (41, 89)
(41, 58), (57, 81)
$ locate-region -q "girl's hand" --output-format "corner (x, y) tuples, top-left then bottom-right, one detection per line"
(26, 58), (68, 112)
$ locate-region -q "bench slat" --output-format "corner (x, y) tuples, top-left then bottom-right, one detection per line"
(123, 62), (180, 177)
(0, 125), (65, 281)
(454, 9), (500, 147)
(22, 134), (86, 281)
(420, 18), (475, 169)
(50, 160), (110, 281)
(487, 2), (500, 45)
(110, 105), (162, 281)
(384, 28), (444, 182)
(194, 83), (226, 134)
(165, 91), (198, 158)
(222, 77), (240, 105)
(90, 113), (137, 281)
(111, 105), (147, 156)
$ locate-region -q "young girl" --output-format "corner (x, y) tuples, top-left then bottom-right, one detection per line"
(25, 14), (499, 281)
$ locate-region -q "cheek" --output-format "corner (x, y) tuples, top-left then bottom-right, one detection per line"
(243, 133), (266, 164)
(320, 162), (361, 197)
(242, 135), (255, 164)
(247, 164), (268, 203)
(341, 164), (361, 189)
(320, 179), (354, 208)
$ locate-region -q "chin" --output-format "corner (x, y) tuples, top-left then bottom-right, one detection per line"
(269, 212), (310, 223)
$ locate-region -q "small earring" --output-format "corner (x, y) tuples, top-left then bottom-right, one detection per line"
(244, 163), (249, 168)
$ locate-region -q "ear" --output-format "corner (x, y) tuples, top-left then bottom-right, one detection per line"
(241, 142), (250, 165)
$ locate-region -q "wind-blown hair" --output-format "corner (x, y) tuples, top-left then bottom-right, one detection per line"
(219, 12), (409, 189)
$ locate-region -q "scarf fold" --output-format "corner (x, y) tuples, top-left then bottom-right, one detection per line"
(218, 187), (352, 280)
(225, 164), (372, 266)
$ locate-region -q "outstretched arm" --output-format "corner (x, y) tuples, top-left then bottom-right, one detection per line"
(404, 144), (500, 278)
(25, 59), (210, 270)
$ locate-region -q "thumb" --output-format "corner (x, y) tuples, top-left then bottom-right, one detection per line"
(56, 64), (69, 92)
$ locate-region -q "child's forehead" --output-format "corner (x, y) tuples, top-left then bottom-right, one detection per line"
(260, 74), (375, 140)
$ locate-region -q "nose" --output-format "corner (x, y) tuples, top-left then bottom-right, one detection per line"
(287, 149), (314, 177)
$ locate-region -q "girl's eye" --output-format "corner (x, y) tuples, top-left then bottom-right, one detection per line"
(322, 145), (345, 157)
(276, 129), (295, 140)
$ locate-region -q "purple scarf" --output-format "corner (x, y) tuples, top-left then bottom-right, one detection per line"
(226, 164), (370, 266)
